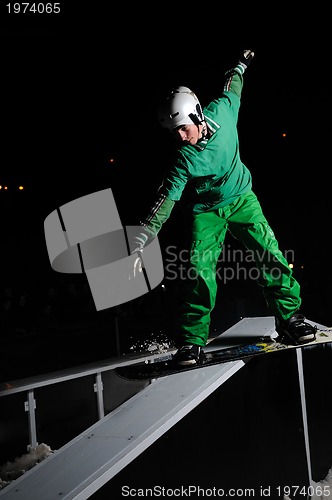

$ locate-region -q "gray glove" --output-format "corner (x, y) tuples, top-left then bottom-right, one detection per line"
(129, 230), (148, 280)
(131, 231), (148, 254)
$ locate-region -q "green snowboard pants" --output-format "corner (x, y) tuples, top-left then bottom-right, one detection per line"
(175, 190), (301, 347)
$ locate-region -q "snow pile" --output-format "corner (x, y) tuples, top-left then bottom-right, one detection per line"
(283, 468), (332, 500)
(1, 443), (332, 498)
(284, 469), (332, 500)
(0, 443), (54, 490)
(311, 467), (332, 500)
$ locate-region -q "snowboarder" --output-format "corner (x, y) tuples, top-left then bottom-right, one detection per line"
(132, 50), (317, 366)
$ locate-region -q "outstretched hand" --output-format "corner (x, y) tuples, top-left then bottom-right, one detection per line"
(240, 50), (254, 67)
(128, 229), (148, 280)
(129, 252), (143, 281)
(133, 254), (142, 277)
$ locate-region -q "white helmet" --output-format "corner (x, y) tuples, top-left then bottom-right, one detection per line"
(158, 86), (204, 131)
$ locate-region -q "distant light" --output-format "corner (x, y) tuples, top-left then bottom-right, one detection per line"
(0, 184), (25, 191)
(282, 133), (287, 138)
(108, 158), (115, 164)
(289, 263), (294, 269)
(0, 184), (25, 190)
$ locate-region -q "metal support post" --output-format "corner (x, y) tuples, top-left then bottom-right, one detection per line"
(24, 389), (38, 450)
(94, 372), (104, 420)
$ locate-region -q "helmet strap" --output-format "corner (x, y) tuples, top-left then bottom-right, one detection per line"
(188, 113), (201, 126)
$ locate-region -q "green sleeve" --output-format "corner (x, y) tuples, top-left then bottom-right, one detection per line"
(142, 196), (175, 237)
(131, 195), (175, 253)
(223, 68), (244, 98)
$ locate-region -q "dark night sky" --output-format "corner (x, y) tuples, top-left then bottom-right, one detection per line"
(0, 5), (331, 383)
(1, 6), (331, 292)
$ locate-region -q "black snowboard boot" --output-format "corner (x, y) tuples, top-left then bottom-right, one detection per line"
(275, 312), (317, 345)
(173, 344), (205, 366)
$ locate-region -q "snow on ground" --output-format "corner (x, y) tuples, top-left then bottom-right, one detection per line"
(0, 443), (54, 490)
(311, 469), (332, 500)
(1, 443), (332, 498)
(283, 470), (332, 500)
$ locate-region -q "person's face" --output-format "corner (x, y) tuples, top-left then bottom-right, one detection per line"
(172, 123), (203, 145)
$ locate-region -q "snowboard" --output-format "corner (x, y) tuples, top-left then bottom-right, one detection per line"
(115, 328), (332, 381)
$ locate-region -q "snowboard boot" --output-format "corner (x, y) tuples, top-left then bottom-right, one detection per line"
(275, 312), (317, 345)
(173, 344), (206, 366)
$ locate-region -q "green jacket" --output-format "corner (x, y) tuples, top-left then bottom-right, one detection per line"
(141, 62), (252, 240)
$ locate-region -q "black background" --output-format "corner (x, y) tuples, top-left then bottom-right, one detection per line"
(0, 4), (331, 376)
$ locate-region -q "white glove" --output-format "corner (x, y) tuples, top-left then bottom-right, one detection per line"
(129, 231), (148, 280)
(239, 50), (255, 68)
